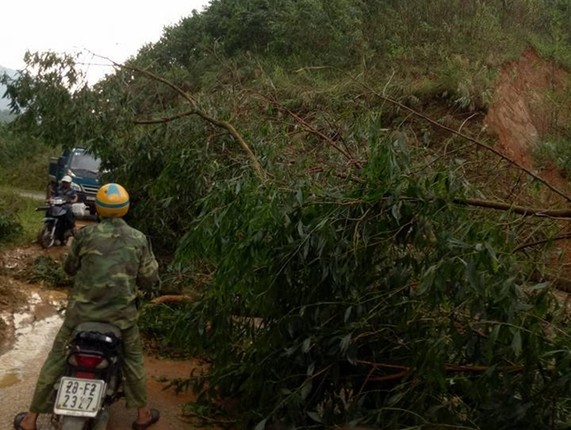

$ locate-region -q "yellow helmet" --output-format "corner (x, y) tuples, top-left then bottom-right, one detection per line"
(95, 183), (130, 218)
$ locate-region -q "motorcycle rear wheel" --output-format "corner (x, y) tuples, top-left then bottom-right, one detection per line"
(38, 224), (55, 249)
(59, 415), (90, 430)
(90, 407), (110, 430)
(58, 407), (109, 430)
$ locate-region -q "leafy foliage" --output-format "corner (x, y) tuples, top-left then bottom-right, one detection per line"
(168, 136), (571, 429)
(2, 52), (84, 147)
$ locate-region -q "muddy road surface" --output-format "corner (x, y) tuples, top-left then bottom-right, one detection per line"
(0, 244), (200, 430)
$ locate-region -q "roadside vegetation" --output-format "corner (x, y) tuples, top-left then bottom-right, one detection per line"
(0, 124), (54, 247)
(3, 0), (571, 428)
(0, 190), (43, 247)
(0, 124), (56, 191)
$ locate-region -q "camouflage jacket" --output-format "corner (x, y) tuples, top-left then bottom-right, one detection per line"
(63, 217), (159, 330)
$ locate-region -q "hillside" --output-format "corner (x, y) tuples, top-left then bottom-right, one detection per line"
(3, 1), (571, 429)
(483, 48), (571, 194)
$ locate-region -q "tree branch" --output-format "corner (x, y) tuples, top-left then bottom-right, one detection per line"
(117, 63), (267, 181)
(453, 197), (571, 218)
(134, 109), (197, 125)
(151, 295), (195, 305)
(513, 233), (571, 253)
(355, 360), (524, 378)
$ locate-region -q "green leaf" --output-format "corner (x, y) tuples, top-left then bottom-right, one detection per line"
(512, 330), (522, 358)
(391, 201), (402, 222)
(344, 306), (352, 323)
(301, 381), (313, 400)
(340, 333), (352, 353)
(296, 189), (304, 206)
(307, 362), (315, 376)
(302, 240), (310, 259)
(297, 220), (305, 238)
(489, 325), (501, 345)
(307, 411), (322, 423)
(255, 418), (267, 430)
(285, 346), (298, 356)
(302, 337), (311, 353)
(529, 282), (549, 291)
(387, 390), (406, 406)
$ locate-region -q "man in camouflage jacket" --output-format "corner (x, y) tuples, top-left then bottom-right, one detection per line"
(15, 184), (161, 430)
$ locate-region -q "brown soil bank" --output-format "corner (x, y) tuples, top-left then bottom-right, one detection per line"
(485, 49), (570, 182)
(485, 48), (571, 281)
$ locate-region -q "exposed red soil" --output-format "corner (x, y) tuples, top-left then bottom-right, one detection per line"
(484, 49), (570, 191)
(484, 48), (571, 281)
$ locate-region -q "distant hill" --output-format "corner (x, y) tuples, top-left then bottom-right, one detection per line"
(0, 66), (18, 111)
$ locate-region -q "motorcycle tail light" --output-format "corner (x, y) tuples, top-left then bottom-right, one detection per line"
(76, 371), (97, 379)
(68, 353), (109, 369)
(76, 354), (104, 368)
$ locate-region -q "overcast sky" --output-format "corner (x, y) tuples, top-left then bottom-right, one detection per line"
(1, 0), (211, 83)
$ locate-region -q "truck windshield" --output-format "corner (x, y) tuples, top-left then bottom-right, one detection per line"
(70, 150), (100, 173)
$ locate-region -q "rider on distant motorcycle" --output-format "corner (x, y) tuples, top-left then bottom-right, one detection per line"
(55, 175), (78, 203)
(54, 175), (78, 242)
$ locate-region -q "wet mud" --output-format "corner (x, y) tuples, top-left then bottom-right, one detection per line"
(0, 288), (65, 430)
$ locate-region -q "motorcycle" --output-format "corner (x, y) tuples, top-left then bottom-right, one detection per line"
(53, 322), (124, 430)
(36, 197), (83, 248)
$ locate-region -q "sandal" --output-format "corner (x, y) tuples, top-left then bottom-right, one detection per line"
(132, 408), (160, 430)
(13, 412), (35, 430)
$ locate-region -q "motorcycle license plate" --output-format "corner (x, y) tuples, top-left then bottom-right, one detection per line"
(54, 377), (106, 417)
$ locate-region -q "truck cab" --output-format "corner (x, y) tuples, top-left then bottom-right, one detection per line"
(49, 148), (101, 214)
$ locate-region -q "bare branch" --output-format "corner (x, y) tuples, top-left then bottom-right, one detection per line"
(513, 233), (571, 253)
(112, 62), (267, 181)
(453, 197), (571, 218)
(134, 109), (197, 125)
(151, 295), (195, 305)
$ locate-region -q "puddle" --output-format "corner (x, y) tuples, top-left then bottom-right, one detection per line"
(0, 290), (65, 389)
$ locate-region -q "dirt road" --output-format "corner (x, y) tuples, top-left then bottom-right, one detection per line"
(0, 245), (200, 430)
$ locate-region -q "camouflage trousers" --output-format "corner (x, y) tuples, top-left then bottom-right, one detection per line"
(30, 320), (148, 413)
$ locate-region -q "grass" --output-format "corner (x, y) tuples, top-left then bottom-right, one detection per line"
(0, 188), (45, 248)
(17, 196), (45, 245)
(0, 134), (58, 248)
(0, 134), (57, 192)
